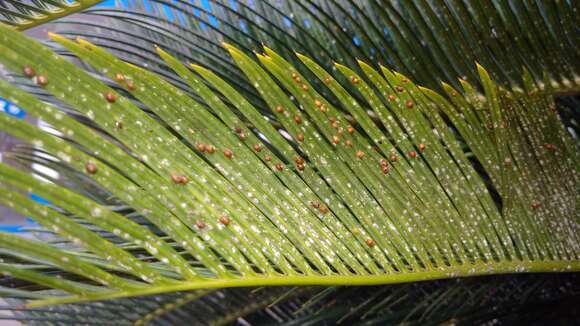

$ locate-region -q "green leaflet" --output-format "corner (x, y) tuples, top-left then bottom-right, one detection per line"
(0, 23), (577, 308)
(0, 233), (139, 290)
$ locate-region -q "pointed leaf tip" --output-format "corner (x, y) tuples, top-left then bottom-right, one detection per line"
(356, 59), (371, 69)
(475, 62), (488, 75)
(293, 51), (306, 58)
(333, 62), (348, 70)
(294, 52), (309, 63)
(392, 71), (407, 80)
(254, 52), (266, 60)
(262, 44), (273, 52)
(440, 81), (455, 91)
(155, 46), (169, 58)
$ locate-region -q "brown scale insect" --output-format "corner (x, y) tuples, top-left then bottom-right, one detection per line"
(390, 153), (398, 162)
(275, 105), (285, 113)
(115, 120), (123, 129)
(320, 105), (328, 113)
(301, 84), (309, 92)
(196, 143), (207, 152)
(319, 205), (329, 214)
(219, 215), (231, 226)
(366, 239), (376, 247)
(224, 149), (234, 159)
(234, 126), (243, 134)
(388, 94), (396, 102)
(406, 100), (414, 109)
(295, 157), (305, 165)
(356, 150), (365, 159)
(275, 163), (284, 171)
(104, 91), (117, 103)
(347, 126), (355, 134)
(238, 132), (247, 140)
(296, 133), (305, 142)
(196, 220), (207, 229)
(296, 163), (305, 171)
(332, 135), (341, 145)
(126, 80), (136, 91)
(419, 143), (426, 152)
(85, 162), (97, 174)
(381, 165), (389, 175)
(345, 140), (353, 147)
(294, 114), (302, 124)
(331, 121), (339, 129)
(329, 117), (337, 124)
(351, 76), (360, 84)
(408, 150), (417, 158)
(531, 201), (541, 209)
(380, 159), (388, 167)
(115, 73), (125, 82)
(23, 66), (35, 78)
(36, 75), (48, 87)
(168, 173), (183, 184)
(265, 155), (272, 161)
(314, 100), (323, 108)
(401, 78), (409, 84)
(171, 173), (188, 184)
(396, 86), (404, 92)
(206, 145), (216, 154)
(310, 200), (321, 209)
(324, 76), (332, 85)
(253, 144), (262, 152)
(543, 143), (555, 150)
(292, 73), (300, 83)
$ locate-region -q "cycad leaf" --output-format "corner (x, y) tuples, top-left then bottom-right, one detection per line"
(48, 0), (580, 95)
(0, 0), (103, 30)
(0, 22), (578, 309)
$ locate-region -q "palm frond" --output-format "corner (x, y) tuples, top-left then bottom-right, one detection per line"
(48, 0), (580, 94)
(0, 19), (578, 311)
(0, 0), (103, 30)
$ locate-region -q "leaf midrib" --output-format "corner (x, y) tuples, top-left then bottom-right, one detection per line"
(27, 259), (580, 307)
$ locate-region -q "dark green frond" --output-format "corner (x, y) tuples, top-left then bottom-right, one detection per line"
(0, 0), (103, 30)
(5, 274), (579, 325)
(49, 0), (580, 94)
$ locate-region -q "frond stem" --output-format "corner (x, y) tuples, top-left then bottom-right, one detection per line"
(27, 260), (579, 308)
